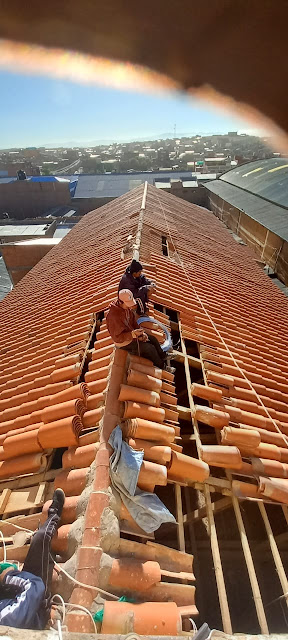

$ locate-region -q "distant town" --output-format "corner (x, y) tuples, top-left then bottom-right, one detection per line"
(0, 132), (279, 178)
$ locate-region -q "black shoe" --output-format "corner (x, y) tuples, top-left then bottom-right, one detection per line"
(48, 488), (65, 519)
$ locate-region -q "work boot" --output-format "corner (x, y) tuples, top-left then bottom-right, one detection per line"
(48, 488), (65, 519)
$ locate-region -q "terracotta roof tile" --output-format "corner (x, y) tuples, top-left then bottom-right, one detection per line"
(2, 184), (288, 633)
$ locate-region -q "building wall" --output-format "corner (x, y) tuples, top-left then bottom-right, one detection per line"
(208, 191), (288, 285)
(167, 183), (209, 206)
(73, 196), (114, 215)
(1, 243), (56, 285)
(0, 181), (72, 219)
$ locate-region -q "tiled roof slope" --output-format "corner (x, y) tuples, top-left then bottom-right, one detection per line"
(1, 184), (288, 634)
(0, 188), (143, 478)
(142, 186), (288, 499)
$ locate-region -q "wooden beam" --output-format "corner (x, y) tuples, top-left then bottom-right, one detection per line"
(172, 351), (202, 370)
(76, 317), (97, 382)
(232, 495), (269, 634)
(177, 405), (191, 421)
(0, 489), (11, 516)
(258, 502), (288, 609)
(184, 486), (205, 617)
(204, 484), (232, 634)
(184, 496), (232, 524)
(182, 433), (217, 444)
(0, 469), (57, 492)
(211, 400), (269, 636)
(178, 320), (232, 634)
(175, 484), (186, 552)
(282, 505), (288, 527)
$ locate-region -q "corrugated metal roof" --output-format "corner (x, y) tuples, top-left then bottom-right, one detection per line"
(205, 180), (288, 241)
(73, 171), (196, 199)
(220, 157), (288, 207)
(0, 224), (50, 237)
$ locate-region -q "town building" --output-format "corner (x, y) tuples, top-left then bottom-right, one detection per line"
(71, 170), (214, 213)
(0, 171), (215, 220)
(0, 184), (287, 635)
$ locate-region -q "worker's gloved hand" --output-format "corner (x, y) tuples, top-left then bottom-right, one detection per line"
(0, 562), (18, 580)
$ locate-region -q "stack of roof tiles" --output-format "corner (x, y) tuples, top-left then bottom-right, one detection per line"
(1, 184), (288, 633)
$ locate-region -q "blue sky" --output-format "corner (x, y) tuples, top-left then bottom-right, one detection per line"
(0, 70), (257, 148)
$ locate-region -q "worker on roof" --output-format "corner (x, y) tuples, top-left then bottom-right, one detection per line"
(118, 259), (156, 315)
(107, 289), (166, 369)
(0, 488), (65, 630)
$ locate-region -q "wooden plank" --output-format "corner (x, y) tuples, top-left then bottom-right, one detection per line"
(282, 505), (288, 527)
(0, 513), (40, 536)
(1, 483), (48, 520)
(184, 486), (205, 617)
(182, 433), (217, 444)
(178, 323), (202, 455)
(177, 405), (192, 421)
(177, 321), (232, 633)
(181, 321), (231, 627)
(0, 469), (57, 492)
(204, 484), (232, 633)
(232, 495), (269, 634)
(34, 482), (47, 506)
(184, 496), (232, 524)
(213, 417), (269, 635)
(76, 317), (97, 382)
(175, 484), (185, 552)
(0, 544), (29, 563)
(0, 489), (11, 515)
(172, 351), (202, 370)
(258, 501), (288, 608)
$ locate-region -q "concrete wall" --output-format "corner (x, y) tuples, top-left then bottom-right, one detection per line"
(1, 242), (57, 285)
(167, 183), (209, 206)
(0, 181), (72, 219)
(207, 191), (288, 285)
(73, 196), (114, 215)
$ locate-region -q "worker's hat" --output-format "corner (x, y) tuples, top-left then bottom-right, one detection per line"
(118, 289), (137, 307)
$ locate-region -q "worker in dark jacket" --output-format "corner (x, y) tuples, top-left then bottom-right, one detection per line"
(106, 289), (166, 368)
(0, 488), (65, 630)
(118, 259), (156, 315)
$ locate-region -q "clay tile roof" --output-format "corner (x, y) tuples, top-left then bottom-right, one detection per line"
(1, 183), (288, 634)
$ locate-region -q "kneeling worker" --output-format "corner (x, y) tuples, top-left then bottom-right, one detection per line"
(107, 289), (166, 369)
(0, 488), (65, 629)
(118, 259), (156, 315)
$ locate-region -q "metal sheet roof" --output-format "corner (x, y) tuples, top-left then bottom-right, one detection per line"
(205, 180), (288, 241)
(0, 224), (50, 237)
(220, 157), (288, 208)
(73, 171), (196, 198)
